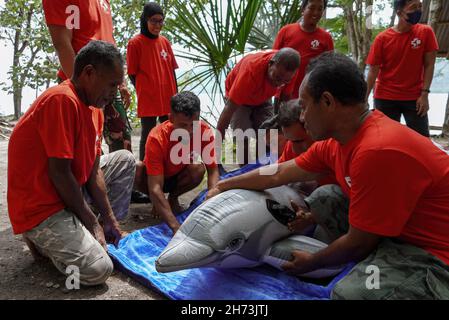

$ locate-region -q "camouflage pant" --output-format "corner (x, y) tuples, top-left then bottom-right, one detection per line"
(304, 184), (449, 300)
(97, 150), (136, 220)
(23, 150), (136, 285)
(24, 210), (113, 286)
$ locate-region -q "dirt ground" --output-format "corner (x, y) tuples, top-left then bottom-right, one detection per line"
(0, 135), (203, 300)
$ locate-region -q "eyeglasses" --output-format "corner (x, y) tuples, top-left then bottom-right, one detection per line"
(148, 18), (165, 26)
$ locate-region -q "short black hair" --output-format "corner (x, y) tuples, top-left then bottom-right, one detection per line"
(278, 99), (301, 127)
(305, 52), (367, 105)
(394, 0), (414, 11)
(140, 2), (164, 37)
(73, 40), (123, 78)
(271, 48), (301, 72)
(171, 91), (201, 117)
(301, 0), (328, 11)
(259, 115), (280, 130)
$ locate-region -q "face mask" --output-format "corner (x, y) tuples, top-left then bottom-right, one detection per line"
(406, 10), (422, 25)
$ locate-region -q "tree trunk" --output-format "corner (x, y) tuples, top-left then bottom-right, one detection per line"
(428, 0), (442, 31)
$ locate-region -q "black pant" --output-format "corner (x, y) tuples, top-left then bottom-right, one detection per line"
(374, 99), (430, 137)
(139, 115), (169, 161)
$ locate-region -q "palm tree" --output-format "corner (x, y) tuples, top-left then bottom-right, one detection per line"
(166, 0), (263, 124)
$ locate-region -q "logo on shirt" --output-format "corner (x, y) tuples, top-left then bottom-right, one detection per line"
(98, 0), (110, 14)
(345, 176), (352, 188)
(411, 37), (422, 49)
(160, 49), (168, 60)
(311, 40), (320, 50)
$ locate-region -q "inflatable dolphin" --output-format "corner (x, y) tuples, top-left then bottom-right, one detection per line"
(156, 186), (304, 273)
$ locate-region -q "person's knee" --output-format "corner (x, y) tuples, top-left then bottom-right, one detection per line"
(305, 184), (347, 214)
(79, 255), (114, 286)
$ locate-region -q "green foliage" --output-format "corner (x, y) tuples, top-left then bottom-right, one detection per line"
(163, 0), (263, 124)
(248, 0), (302, 50)
(0, 0), (58, 118)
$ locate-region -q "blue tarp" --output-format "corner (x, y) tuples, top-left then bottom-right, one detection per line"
(108, 163), (354, 300)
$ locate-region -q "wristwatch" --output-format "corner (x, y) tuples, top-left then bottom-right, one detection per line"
(421, 88), (431, 93)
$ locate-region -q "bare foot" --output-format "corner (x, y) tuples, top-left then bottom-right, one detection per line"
(22, 235), (47, 262)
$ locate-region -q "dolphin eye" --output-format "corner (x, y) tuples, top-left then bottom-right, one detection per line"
(227, 237), (244, 251)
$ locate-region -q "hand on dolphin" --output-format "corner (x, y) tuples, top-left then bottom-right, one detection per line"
(281, 250), (315, 275)
(205, 184), (222, 200)
(287, 200), (314, 233)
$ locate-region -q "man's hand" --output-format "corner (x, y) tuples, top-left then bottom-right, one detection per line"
(102, 218), (123, 248)
(205, 185), (222, 200)
(416, 93), (429, 117)
(287, 201), (314, 233)
(281, 250), (315, 275)
(119, 85), (131, 110)
(88, 222), (108, 252)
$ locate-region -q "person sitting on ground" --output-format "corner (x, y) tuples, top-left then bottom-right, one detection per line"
(207, 52), (449, 300)
(134, 92), (220, 235)
(7, 41), (136, 286)
(216, 48), (300, 165)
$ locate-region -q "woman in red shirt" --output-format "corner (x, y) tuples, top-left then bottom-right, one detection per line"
(127, 2), (179, 161)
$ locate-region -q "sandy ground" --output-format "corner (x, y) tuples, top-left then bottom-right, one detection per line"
(0, 135), (204, 300)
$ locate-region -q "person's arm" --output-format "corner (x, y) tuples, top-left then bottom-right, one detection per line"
(174, 70), (179, 93)
(282, 226), (381, 274)
(47, 25), (75, 79)
(85, 156), (122, 247)
(147, 174), (180, 234)
(129, 75), (136, 88)
(365, 65), (380, 104)
(207, 159), (324, 199)
(206, 165), (220, 191)
(216, 99), (239, 138)
(48, 158), (107, 250)
(416, 51), (437, 117)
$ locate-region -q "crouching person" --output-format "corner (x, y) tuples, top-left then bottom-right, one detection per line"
(7, 41), (134, 286)
(134, 92), (220, 235)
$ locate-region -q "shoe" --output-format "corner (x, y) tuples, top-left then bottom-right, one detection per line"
(131, 190), (151, 204)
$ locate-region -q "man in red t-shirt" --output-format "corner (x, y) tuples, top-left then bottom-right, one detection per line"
(133, 92), (219, 235)
(273, 0), (334, 100)
(42, 0), (133, 152)
(366, 0), (438, 137)
(207, 52), (449, 299)
(216, 48), (300, 165)
(8, 42), (135, 286)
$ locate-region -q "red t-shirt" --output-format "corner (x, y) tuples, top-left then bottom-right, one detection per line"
(295, 110), (449, 265)
(127, 34), (178, 117)
(273, 24), (334, 99)
(278, 141), (300, 163)
(43, 0), (115, 80)
(225, 51), (288, 106)
(144, 120), (218, 177)
(8, 80), (103, 234)
(366, 24), (439, 101)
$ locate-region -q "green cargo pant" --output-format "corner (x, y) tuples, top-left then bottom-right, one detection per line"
(304, 184), (449, 300)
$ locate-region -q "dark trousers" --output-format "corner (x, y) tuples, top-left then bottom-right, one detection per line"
(374, 99), (430, 137)
(139, 115), (169, 161)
